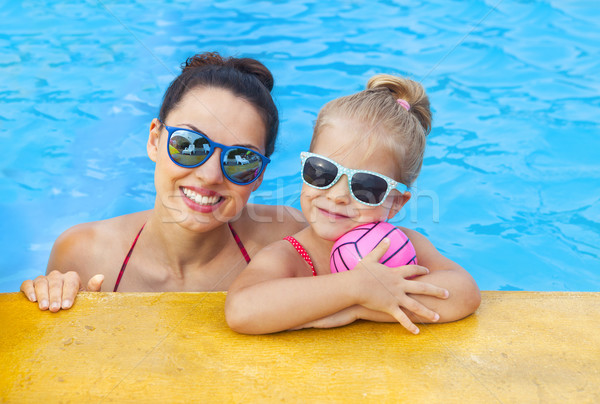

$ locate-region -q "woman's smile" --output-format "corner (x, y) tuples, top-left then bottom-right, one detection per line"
(180, 186), (225, 213)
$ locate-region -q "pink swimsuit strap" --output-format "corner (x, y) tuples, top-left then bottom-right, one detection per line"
(283, 236), (317, 276)
(113, 223), (251, 292)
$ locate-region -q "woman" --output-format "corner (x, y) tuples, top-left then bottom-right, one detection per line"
(20, 52), (306, 311)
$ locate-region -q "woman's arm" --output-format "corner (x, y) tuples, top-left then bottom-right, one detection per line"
(20, 223), (105, 311)
(225, 239), (449, 335)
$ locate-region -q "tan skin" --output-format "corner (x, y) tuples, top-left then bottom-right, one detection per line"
(20, 87), (306, 311)
(225, 117), (481, 335)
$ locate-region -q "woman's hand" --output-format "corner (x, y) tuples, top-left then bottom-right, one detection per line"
(20, 271), (104, 312)
(354, 238), (450, 334)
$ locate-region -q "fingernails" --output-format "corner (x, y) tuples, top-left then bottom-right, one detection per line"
(433, 313), (440, 322)
(29, 294), (37, 302)
(444, 290), (450, 298)
(62, 300), (72, 309)
(39, 300), (49, 309)
(50, 302), (60, 311)
(413, 327), (420, 335)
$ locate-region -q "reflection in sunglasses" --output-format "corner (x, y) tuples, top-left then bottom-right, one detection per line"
(163, 124), (270, 186)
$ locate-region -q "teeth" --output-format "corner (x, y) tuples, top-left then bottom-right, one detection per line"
(182, 188), (221, 205)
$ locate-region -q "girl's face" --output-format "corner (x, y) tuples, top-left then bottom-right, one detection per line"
(147, 87), (267, 231)
(300, 117), (410, 241)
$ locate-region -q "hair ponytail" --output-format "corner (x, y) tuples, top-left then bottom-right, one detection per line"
(367, 74), (431, 136)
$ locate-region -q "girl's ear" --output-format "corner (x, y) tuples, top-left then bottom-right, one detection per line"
(387, 191), (411, 220)
(147, 119), (161, 163)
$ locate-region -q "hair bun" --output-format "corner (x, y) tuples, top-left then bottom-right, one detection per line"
(182, 52), (274, 92)
(229, 58), (274, 92)
(366, 74), (431, 136)
(182, 52), (226, 70)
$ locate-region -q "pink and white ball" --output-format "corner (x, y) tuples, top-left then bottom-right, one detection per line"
(330, 222), (417, 273)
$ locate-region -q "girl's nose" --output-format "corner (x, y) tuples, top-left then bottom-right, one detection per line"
(194, 149), (224, 184)
(326, 175), (351, 205)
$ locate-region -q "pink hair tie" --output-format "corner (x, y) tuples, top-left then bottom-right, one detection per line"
(397, 98), (410, 111)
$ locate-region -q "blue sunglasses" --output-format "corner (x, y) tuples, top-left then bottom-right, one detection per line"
(160, 120), (270, 185)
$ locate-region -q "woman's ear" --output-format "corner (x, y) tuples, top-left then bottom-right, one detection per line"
(250, 172), (264, 191)
(147, 119), (161, 163)
(387, 191), (411, 220)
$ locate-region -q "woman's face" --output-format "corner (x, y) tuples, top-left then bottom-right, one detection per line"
(148, 86), (267, 231)
(300, 117), (409, 241)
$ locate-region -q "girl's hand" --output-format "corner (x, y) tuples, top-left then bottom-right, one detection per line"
(354, 238), (450, 334)
(20, 271), (104, 312)
(291, 306), (361, 330)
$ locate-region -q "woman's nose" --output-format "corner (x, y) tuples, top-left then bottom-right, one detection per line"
(194, 150), (224, 184)
(326, 175), (351, 205)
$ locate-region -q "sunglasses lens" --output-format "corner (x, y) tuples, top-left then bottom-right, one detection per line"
(223, 149), (265, 184)
(168, 130), (210, 166)
(303, 156), (338, 188)
(351, 172), (389, 205)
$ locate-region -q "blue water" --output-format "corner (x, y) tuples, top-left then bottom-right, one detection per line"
(1, 1), (599, 292)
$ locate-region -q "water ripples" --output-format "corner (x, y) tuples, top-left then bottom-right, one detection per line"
(1, 0), (598, 291)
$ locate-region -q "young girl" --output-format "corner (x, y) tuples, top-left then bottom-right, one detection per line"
(225, 74), (481, 335)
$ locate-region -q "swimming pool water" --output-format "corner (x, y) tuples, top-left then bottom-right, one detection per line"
(1, 0), (599, 292)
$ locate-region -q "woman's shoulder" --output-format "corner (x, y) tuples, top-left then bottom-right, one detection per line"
(233, 204), (307, 247)
(57, 211), (149, 244)
(47, 211), (151, 279)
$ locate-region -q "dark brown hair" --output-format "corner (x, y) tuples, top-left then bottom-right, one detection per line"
(159, 52), (278, 156)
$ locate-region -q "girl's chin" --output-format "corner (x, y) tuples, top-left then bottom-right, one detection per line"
(312, 224), (354, 242)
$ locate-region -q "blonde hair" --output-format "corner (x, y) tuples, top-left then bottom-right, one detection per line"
(310, 74), (432, 187)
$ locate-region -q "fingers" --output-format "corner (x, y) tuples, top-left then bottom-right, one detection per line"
(398, 295), (440, 323)
(363, 238), (391, 262)
(24, 271), (100, 312)
(403, 278), (450, 300)
(20, 280), (37, 302)
(30, 271), (84, 312)
(33, 275), (50, 310)
(402, 265), (430, 278)
(388, 306), (420, 335)
(61, 272), (82, 310)
(85, 274), (104, 292)
(47, 271), (64, 312)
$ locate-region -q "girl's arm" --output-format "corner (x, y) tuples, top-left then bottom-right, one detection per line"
(225, 239), (449, 335)
(398, 228), (481, 323)
(298, 229), (481, 328)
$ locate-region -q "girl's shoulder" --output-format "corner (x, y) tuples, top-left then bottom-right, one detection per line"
(397, 226), (457, 270)
(228, 237), (312, 293)
(47, 211), (151, 281)
(396, 226), (436, 253)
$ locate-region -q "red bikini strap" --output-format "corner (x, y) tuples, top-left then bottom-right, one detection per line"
(114, 223), (145, 292)
(284, 236), (317, 276)
(228, 223), (251, 264)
